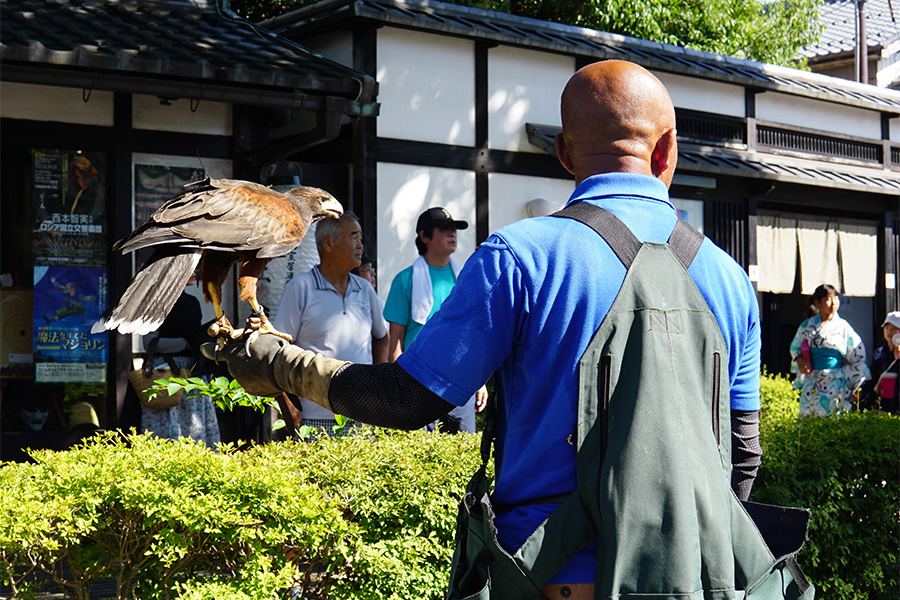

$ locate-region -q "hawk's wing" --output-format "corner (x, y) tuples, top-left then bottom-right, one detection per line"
(115, 179), (308, 258)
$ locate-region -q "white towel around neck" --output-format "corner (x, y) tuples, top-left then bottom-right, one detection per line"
(411, 255), (462, 325)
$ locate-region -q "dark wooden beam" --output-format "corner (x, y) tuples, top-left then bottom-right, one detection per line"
(354, 25), (379, 268)
(475, 42), (490, 245)
(111, 93), (133, 428)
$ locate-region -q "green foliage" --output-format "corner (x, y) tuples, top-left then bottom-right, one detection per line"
(229, 0), (823, 67)
(146, 376), (287, 431)
(759, 368), (800, 429)
(297, 413), (356, 440)
(4, 374), (896, 598)
(752, 411), (900, 599)
(147, 375), (271, 413)
(260, 428), (481, 599)
(0, 429), (481, 600)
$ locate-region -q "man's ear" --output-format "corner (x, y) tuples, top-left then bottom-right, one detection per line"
(555, 133), (575, 175)
(650, 128), (677, 186)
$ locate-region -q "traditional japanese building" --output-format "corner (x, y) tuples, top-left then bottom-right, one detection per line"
(263, 0), (900, 375)
(0, 0), (377, 457)
(2, 0), (898, 458)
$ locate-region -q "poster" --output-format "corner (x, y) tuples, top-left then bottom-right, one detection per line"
(33, 266), (108, 383)
(32, 149), (107, 267)
(134, 164), (205, 269)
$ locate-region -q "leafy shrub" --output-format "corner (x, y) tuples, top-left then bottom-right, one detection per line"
(4, 373), (896, 599)
(753, 410), (900, 599)
(759, 369), (800, 429)
(277, 428), (481, 599)
(0, 429), (480, 600)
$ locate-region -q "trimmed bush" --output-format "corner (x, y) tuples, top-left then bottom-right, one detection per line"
(0, 429), (480, 600)
(3, 375), (897, 599)
(759, 368), (800, 428)
(754, 373), (900, 599)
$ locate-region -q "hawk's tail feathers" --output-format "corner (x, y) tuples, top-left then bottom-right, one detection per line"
(91, 252), (202, 336)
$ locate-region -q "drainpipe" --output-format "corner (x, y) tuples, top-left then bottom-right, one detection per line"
(857, 0), (869, 84)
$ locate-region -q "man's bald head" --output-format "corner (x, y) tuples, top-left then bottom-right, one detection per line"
(554, 60), (678, 186)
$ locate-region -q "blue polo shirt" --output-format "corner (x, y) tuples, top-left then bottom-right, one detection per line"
(398, 172), (761, 583)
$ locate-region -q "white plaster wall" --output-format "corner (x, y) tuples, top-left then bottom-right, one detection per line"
(891, 116), (900, 143)
(653, 71), (745, 117)
(301, 30), (354, 68)
(0, 82), (114, 126)
(376, 28), (475, 146)
(488, 47), (574, 152)
(755, 92), (882, 139)
(132, 94), (232, 135)
(877, 59), (900, 90)
(488, 173), (573, 234)
(376, 163), (477, 298)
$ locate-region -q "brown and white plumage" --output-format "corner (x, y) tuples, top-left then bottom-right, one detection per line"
(92, 178), (343, 340)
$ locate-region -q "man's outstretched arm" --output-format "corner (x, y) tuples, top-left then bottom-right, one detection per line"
(329, 363), (454, 429)
(203, 334), (454, 431)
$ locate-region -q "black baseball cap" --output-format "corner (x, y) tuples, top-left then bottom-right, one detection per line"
(416, 207), (468, 232)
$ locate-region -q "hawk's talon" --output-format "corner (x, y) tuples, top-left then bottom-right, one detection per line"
(244, 329), (260, 356)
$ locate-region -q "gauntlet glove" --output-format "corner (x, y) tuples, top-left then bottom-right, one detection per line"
(201, 334), (348, 411)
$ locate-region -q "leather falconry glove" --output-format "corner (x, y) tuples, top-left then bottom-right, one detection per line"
(200, 334), (348, 411)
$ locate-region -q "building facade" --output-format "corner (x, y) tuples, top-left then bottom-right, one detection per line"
(2, 0), (898, 457)
(266, 0), (900, 376)
(0, 0), (377, 458)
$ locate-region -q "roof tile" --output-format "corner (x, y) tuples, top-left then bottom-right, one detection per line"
(1, 0), (374, 103)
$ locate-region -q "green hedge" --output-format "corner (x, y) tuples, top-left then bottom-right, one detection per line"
(2, 373), (897, 599)
(0, 429), (479, 600)
(754, 372), (900, 599)
(759, 368), (800, 428)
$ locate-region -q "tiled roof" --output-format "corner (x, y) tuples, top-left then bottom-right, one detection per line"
(677, 145), (900, 194)
(264, 0), (900, 112)
(527, 124), (900, 195)
(0, 0), (377, 115)
(800, 0), (900, 58)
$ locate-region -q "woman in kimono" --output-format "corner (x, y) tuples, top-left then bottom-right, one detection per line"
(790, 284), (870, 416)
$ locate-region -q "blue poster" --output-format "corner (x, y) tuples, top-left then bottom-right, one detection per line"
(33, 266), (108, 383)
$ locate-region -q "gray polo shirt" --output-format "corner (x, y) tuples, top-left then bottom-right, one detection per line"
(272, 266), (388, 420)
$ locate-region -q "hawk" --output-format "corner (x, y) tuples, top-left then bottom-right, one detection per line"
(92, 178), (343, 347)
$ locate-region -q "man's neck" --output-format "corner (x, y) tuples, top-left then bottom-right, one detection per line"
(423, 252), (451, 269)
(318, 262), (351, 295)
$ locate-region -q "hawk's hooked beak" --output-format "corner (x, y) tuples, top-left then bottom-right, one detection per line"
(322, 196), (343, 220)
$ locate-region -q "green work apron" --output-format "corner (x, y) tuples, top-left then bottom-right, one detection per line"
(446, 203), (814, 600)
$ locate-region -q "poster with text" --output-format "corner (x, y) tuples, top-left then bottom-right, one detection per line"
(33, 266), (108, 383)
(32, 149), (107, 267)
(134, 164), (206, 269)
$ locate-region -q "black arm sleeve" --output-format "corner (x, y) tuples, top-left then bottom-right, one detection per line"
(731, 409), (762, 501)
(327, 362), (456, 430)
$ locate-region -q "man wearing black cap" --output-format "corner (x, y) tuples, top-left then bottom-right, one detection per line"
(383, 207), (486, 433)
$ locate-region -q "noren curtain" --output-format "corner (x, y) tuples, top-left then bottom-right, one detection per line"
(757, 213), (877, 297)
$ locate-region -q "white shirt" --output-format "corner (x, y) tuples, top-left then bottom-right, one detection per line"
(272, 266), (388, 420)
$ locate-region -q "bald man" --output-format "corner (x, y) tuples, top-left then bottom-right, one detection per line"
(209, 61), (762, 597)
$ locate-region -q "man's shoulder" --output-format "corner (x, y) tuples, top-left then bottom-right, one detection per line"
(289, 267), (318, 282)
(349, 273), (377, 299)
(282, 268), (321, 295)
(397, 263), (415, 277)
(388, 264), (415, 287)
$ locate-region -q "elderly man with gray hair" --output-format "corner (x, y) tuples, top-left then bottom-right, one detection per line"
(270, 212), (388, 435)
